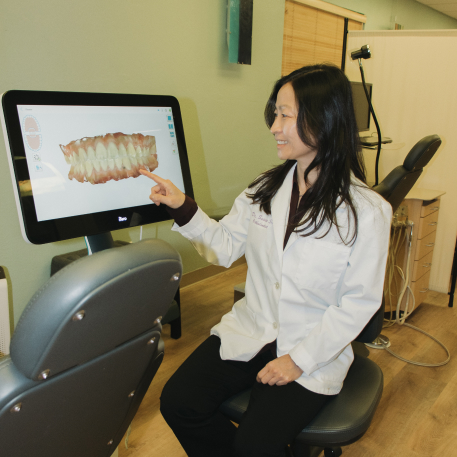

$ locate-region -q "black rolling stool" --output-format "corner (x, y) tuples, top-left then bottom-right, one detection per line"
(219, 301), (385, 457)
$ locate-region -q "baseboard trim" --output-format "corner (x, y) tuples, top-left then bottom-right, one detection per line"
(180, 256), (246, 288)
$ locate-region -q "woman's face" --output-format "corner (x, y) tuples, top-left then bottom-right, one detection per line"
(270, 83), (317, 167)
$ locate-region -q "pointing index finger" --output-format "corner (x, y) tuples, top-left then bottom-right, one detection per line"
(139, 169), (164, 183)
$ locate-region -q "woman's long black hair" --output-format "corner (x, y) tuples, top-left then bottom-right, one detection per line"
(246, 64), (367, 244)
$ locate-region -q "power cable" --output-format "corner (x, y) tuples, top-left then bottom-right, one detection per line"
(379, 220), (450, 367)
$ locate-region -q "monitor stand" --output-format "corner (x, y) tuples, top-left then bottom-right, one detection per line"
(85, 232), (115, 255)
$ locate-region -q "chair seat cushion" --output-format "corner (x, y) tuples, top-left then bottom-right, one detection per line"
(220, 354), (383, 447)
(295, 355), (383, 446)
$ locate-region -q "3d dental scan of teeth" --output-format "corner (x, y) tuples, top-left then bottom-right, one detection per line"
(59, 132), (159, 184)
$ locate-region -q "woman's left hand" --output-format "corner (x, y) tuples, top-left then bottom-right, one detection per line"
(256, 354), (304, 386)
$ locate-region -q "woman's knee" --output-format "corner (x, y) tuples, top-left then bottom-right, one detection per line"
(160, 375), (187, 423)
(160, 373), (214, 427)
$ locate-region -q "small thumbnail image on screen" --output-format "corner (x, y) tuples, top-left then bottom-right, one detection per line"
(59, 132), (158, 185)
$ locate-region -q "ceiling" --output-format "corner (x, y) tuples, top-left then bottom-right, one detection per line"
(416, 0), (457, 20)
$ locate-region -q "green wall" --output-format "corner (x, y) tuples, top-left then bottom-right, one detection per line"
(0, 0), (285, 325)
(326, 0), (457, 30)
(1, 0), (456, 327)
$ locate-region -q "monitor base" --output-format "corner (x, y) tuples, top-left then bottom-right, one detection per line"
(85, 232), (115, 255)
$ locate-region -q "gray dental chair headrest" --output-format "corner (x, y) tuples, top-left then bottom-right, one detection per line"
(10, 239), (182, 381)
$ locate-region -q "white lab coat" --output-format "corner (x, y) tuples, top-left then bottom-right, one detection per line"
(173, 164), (392, 394)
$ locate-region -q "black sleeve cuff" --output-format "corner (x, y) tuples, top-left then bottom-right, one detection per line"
(165, 195), (198, 226)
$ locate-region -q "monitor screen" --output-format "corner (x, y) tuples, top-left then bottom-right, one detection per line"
(1, 90), (194, 245)
(350, 81), (372, 133)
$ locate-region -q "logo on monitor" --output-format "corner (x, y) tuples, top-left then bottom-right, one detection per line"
(118, 216), (127, 222)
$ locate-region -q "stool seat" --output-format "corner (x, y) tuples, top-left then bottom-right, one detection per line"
(219, 354), (383, 454)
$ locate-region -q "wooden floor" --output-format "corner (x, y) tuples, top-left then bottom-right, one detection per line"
(119, 264), (457, 457)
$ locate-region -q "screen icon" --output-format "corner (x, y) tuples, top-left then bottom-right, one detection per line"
(23, 115), (42, 151)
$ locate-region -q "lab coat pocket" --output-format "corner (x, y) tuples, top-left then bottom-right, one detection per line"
(231, 301), (257, 336)
(295, 239), (351, 290)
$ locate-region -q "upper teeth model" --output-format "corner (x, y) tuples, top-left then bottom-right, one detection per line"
(59, 132), (158, 184)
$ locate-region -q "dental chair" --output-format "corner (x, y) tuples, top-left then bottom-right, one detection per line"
(50, 240), (183, 339)
(220, 135), (441, 457)
(0, 239), (182, 457)
(372, 134), (441, 213)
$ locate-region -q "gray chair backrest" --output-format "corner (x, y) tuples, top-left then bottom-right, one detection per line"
(372, 134), (441, 213)
(0, 239), (181, 457)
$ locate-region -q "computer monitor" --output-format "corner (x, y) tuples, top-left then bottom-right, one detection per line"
(1, 90), (194, 248)
(350, 81), (372, 133)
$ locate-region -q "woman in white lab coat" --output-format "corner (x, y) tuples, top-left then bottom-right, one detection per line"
(141, 64), (392, 457)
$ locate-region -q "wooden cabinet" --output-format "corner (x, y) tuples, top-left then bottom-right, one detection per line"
(393, 189), (444, 313)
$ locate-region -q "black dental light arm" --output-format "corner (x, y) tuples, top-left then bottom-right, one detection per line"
(351, 44), (382, 186)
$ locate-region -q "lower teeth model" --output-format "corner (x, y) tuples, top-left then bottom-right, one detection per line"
(59, 132), (158, 184)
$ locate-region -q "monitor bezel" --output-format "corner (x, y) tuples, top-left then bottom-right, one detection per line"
(1, 90), (194, 245)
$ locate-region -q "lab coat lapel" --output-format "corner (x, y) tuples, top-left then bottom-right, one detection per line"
(271, 164), (296, 262)
(284, 230), (299, 252)
(283, 191), (350, 252)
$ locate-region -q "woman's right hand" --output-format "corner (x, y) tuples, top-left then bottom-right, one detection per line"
(140, 170), (186, 209)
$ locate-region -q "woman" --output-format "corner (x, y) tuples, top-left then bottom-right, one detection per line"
(140, 64), (392, 457)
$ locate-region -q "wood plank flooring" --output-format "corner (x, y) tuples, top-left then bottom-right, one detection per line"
(119, 265), (457, 457)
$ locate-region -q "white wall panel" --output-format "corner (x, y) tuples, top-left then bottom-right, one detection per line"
(346, 30), (457, 293)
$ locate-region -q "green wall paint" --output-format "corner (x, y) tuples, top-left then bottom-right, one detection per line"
(0, 0), (285, 325)
(1, 0), (456, 326)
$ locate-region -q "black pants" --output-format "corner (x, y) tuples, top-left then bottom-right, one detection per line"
(160, 335), (331, 457)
